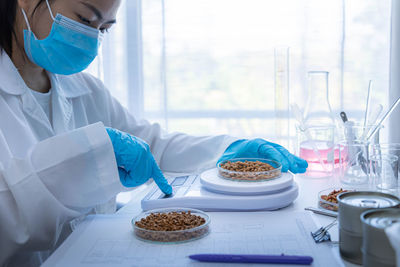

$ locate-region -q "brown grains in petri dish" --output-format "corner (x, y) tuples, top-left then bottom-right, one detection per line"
(134, 211), (208, 242)
(219, 160), (280, 181)
(135, 211), (205, 231)
(321, 188), (349, 204)
(319, 188), (350, 211)
(221, 160), (274, 172)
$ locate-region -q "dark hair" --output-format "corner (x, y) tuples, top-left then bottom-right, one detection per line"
(0, 0), (46, 54)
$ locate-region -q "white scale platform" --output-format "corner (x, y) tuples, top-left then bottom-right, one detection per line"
(141, 168), (298, 211)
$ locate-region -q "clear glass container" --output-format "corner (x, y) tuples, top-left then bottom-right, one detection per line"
(296, 125), (336, 178)
(370, 154), (399, 191)
(318, 188), (353, 212)
(371, 143), (400, 195)
(132, 208), (210, 243)
(337, 124), (382, 145)
(338, 140), (370, 185)
(217, 158), (282, 182)
(274, 46), (290, 147)
(304, 71), (335, 126)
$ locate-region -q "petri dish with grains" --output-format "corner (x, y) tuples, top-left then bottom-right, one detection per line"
(132, 208), (210, 244)
(318, 188), (352, 212)
(217, 158), (282, 182)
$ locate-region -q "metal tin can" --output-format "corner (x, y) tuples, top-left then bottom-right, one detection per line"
(361, 208), (400, 267)
(337, 191), (400, 264)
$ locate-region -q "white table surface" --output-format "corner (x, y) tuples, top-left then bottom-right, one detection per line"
(47, 173), (363, 266)
(117, 173), (362, 266)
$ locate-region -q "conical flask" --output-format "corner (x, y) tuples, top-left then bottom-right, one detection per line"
(304, 71), (335, 126)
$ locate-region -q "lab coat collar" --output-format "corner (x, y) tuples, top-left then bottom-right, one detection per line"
(0, 51), (26, 95)
(0, 52), (85, 134)
(0, 52), (91, 98)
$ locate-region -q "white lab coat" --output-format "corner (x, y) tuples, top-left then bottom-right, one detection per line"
(0, 52), (236, 266)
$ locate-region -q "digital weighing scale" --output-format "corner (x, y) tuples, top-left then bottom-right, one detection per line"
(141, 168), (298, 211)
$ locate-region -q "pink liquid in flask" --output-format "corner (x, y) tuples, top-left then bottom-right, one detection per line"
(299, 140), (339, 177)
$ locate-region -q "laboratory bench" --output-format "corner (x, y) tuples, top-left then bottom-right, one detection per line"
(43, 173), (364, 267)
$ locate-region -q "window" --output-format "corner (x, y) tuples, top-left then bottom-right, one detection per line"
(87, 0), (392, 149)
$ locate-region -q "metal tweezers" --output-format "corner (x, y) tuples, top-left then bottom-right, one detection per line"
(304, 207), (337, 218)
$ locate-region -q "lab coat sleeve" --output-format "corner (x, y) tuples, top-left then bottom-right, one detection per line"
(113, 109), (237, 173)
(0, 122), (123, 264)
(113, 105), (239, 173)
(28, 122), (124, 208)
(84, 75), (239, 173)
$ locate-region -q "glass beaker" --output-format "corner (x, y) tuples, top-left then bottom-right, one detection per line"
(337, 124), (382, 145)
(371, 144), (400, 195)
(338, 140), (370, 185)
(296, 125), (335, 178)
(370, 154), (399, 191)
(304, 71), (335, 126)
(372, 143), (400, 166)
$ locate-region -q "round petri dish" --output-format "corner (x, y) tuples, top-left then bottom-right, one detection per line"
(318, 188), (353, 212)
(132, 208), (210, 244)
(217, 158), (282, 182)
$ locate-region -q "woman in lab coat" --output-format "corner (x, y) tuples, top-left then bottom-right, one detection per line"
(0, 0), (308, 266)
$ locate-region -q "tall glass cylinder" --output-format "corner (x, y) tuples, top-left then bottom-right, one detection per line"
(304, 71), (335, 126)
(274, 46), (290, 147)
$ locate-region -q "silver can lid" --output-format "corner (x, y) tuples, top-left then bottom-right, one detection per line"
(338, 191), (399, 209)
(362, 208), (400, 229)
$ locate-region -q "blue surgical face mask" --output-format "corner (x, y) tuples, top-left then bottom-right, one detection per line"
(21, 0), (103, 75)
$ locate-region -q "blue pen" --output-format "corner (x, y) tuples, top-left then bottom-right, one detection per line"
(189, 254), (313, 265)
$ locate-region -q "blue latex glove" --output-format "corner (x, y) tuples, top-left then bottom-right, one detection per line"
(218, 139), (308, 173)
(106, 128), (172, 195)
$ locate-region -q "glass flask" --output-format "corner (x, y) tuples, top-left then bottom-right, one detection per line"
(304, 71), (335, 126)
(296, 125), (335, 178)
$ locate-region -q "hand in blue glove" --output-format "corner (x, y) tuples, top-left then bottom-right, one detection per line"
(106, 128), (172, 195)
(218, 139), (308, 173)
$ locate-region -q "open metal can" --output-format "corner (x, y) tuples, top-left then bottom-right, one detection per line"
(361, 208), (400, 267)
(337, 191), (400, 264)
